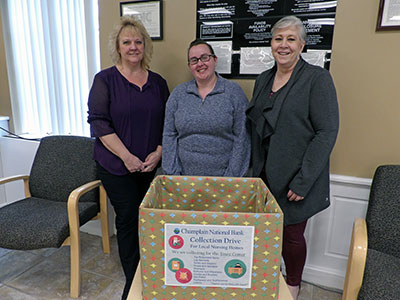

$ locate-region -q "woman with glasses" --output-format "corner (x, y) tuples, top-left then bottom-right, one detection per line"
(162, 39), (250, 177)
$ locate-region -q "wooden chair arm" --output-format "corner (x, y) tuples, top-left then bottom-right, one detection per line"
(342, 218), (368, 300)
(0, 174), (31, 197)
(66, 179), (106, 298)
(67, 179), (103, 222)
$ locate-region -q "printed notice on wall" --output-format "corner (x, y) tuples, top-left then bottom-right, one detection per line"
(240, 47), (274, 75)
(208, 40), (233, 74)
(164, 223), (254, 288)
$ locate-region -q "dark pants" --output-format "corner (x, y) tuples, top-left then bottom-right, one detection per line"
(282, 220), (308, 286)
(260, 171), (307, 286)
(97, 163), (155, 300)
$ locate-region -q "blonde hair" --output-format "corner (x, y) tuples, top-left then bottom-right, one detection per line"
(109, 15), (153, 69)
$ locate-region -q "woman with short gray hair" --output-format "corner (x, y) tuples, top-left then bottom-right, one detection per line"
(247, 16), (339, 300)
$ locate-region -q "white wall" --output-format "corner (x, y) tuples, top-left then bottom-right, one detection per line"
(0, 136), (372, 290)
(0, 137), (39, 205)
(302, 175), (370, 289)
(0, 117), (10, 202)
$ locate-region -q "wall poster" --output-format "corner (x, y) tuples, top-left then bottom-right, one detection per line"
(120, 0), (163, 40)
(376, 0), (400, 31)
(196, 0), (337, 78)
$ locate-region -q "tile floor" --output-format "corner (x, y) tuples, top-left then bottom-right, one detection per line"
(0, 232), (343, 300)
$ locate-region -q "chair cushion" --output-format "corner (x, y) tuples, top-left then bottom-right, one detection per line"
(357, 248), (400, 300)
(0, 197), (98, 250)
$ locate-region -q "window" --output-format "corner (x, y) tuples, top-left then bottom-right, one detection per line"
(0, 0), (100, 136)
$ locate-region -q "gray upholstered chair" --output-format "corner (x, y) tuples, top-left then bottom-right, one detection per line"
(0, 135), (110, 298)
(342, 165), (400, 300)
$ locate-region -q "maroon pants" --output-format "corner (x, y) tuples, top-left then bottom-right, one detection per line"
(282, 220), (308, 286)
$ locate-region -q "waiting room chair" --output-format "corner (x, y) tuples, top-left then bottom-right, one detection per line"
(0, 135), (110, 298)
(342, 165), (400, 300)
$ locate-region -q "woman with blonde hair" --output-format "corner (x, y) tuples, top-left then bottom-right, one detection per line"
(88, 16), (169, 299)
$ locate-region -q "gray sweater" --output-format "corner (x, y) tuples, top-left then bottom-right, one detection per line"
(162, 74), (250, 177)
(247, 58), (339, 225)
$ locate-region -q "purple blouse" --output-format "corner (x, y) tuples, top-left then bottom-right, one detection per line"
(87, 66), (169, 175)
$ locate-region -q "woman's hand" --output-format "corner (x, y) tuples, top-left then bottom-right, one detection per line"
(287, 189), (304, 201)
(99, 134), (144, 173)
(142, 146), (162, 172)
(122, 153), (144, 173)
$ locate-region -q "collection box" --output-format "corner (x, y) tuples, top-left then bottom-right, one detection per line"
(138, 175), (283, 300)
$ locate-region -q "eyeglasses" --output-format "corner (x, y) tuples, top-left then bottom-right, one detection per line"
(188, 54), (216, 65)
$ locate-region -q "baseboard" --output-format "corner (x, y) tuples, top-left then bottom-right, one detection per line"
(302, 264), (345, 291)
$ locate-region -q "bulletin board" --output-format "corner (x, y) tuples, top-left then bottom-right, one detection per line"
(196, 0), (337, 78)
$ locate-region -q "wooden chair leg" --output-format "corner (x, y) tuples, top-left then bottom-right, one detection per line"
(68, 190), (82, 298)
(70, 228), (81, 298)
(100, 184), (110, 254)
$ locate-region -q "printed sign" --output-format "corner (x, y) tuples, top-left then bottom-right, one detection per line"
(285, 0), (337, 15)
(165, 223), (255, 288)
(199, 21), (233, 39)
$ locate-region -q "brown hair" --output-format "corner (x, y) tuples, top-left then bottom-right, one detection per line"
(187, 39), (215, 60)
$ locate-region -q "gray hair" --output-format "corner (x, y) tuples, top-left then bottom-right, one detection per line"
(108, 15), (153, 69)
(271, 16), (307, 43)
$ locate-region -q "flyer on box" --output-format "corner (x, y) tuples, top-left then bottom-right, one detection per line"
(165, 223), (255, 288)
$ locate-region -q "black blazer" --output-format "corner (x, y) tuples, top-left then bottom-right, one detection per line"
(247, 58), (339, 225)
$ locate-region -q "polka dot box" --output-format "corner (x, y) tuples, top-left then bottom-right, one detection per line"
(138, 175), (283, 300)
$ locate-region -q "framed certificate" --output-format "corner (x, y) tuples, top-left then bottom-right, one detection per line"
(376, 0), (400, 31)
(120, 0), (163, 40)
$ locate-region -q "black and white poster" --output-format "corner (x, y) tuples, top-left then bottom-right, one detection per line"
(196, 0), (337, 77)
